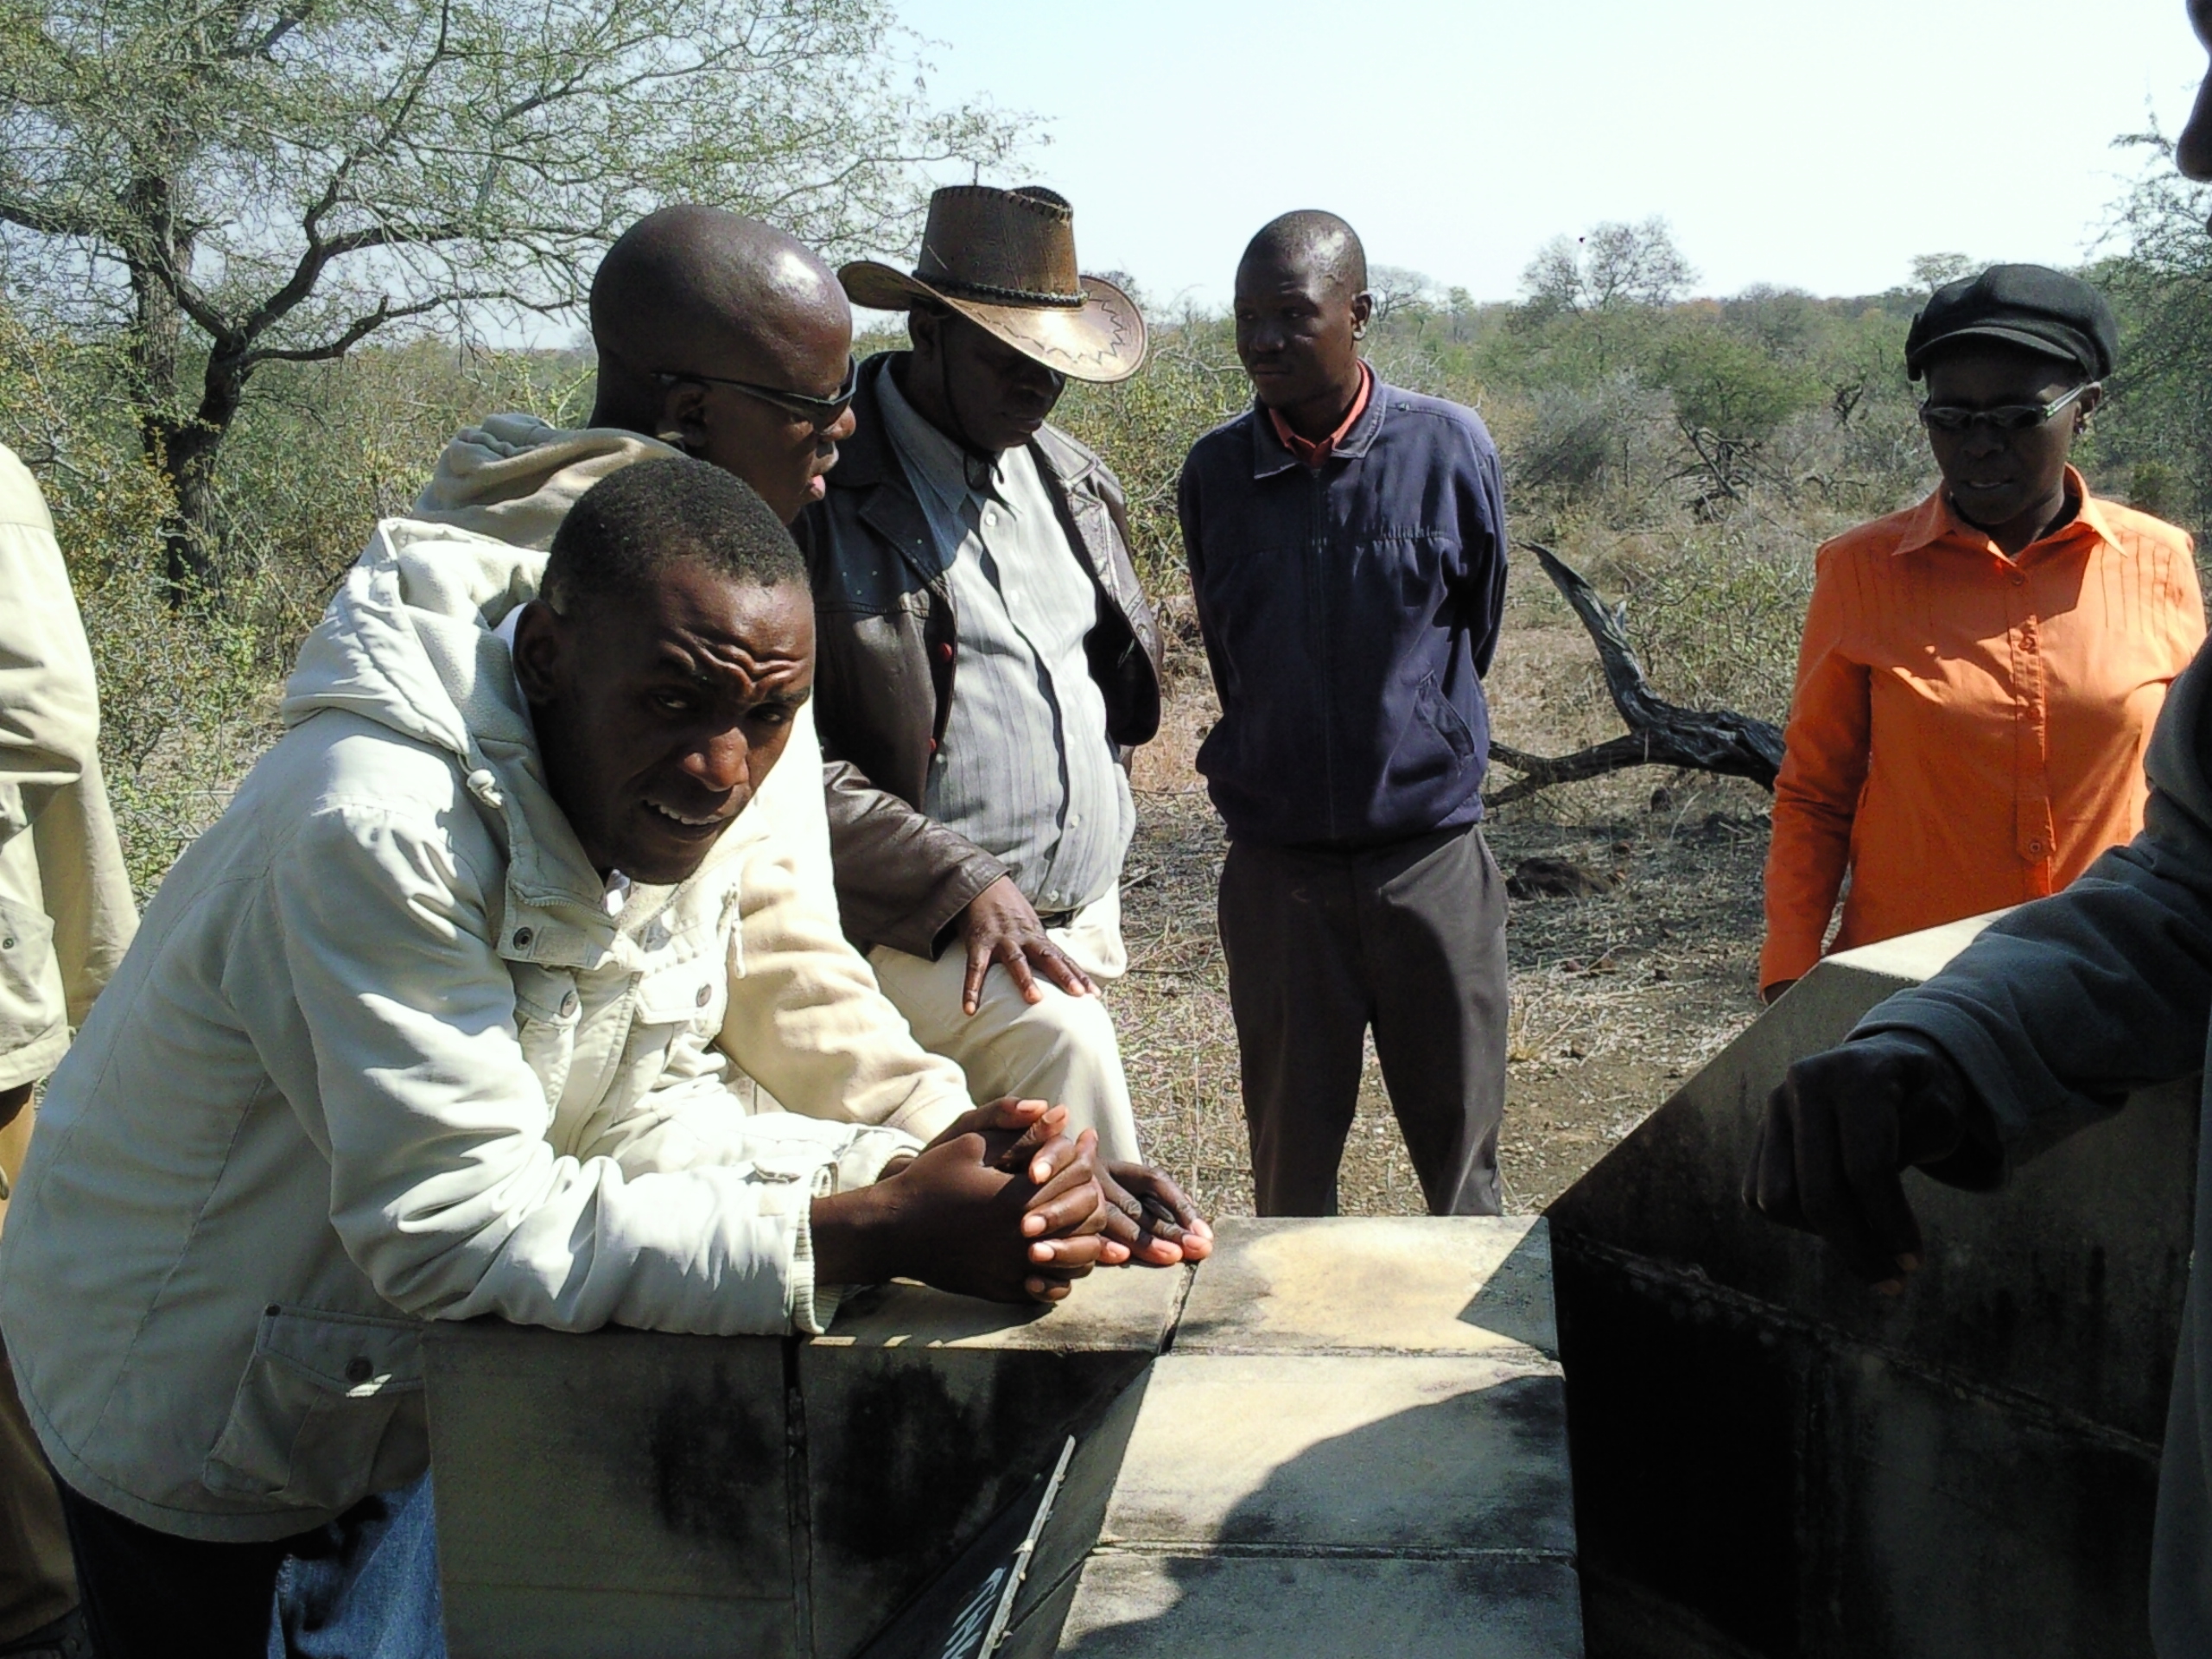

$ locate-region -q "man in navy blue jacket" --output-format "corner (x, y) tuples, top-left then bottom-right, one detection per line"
(1178, 210), (1510, 1217)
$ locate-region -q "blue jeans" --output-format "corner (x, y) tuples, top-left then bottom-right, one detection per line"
(267, 1473), (445, 1659)
(59, 1471), (445, 1659)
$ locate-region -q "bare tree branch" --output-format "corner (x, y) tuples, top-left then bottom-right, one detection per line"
(1483, 543), (1784, 809)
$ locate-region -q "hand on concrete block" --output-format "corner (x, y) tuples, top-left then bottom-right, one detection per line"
(1100, 1163), (1214, 1266)
(812, 1099), (1130, 1306)
(1743, 1033), (1984, 1292)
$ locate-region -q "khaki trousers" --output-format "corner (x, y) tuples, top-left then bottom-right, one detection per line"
(869, 888), (1140, 1165)
(0, 1104), (76, 1643)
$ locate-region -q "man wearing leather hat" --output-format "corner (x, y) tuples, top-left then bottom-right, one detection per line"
(798, 184), (1161, 1164)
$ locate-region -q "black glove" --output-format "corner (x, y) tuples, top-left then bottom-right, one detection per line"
(1745, 1032), (1997, 1287)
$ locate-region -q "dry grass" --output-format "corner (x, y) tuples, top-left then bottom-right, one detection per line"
(1110, 556), (1774, 1218)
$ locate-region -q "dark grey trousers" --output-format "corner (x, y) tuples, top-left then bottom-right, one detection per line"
(1217, 821), (1509, 1217)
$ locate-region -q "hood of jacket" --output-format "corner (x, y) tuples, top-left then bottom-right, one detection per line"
(283, 518), (618, 940)
(412, 413), (682, 551)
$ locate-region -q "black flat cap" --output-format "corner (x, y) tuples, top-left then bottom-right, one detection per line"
(1904, 264), (2118, 382)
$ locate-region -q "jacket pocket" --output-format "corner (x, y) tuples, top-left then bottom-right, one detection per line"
(201, 1306), (427, 1512)
(634, 956), (724, 1033)
(509, 962), (581, 1109)
(1414, 674), (1476, 764)
(0, 899), (59, 1054)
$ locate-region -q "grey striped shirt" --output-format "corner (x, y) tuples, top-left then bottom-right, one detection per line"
(874, 367), (1134, 914)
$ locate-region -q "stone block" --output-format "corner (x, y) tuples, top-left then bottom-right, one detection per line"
(1055, 1555), (1586, 1657)
(1001, 1367), (1152, 1637)
(423, 1224), (1578, 1657)
(1097, 1353), (1572, 1557)
(802, 1271), (1184, 1658)
(1175, 1215), (1556, 1357)
(1550, 906), (2195, 1659)
(814, 1259), (1188, 1356)
(423, 1321), (795, 1659)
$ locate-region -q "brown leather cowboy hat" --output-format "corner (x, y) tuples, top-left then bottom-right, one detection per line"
(841, 185), (1146, 385)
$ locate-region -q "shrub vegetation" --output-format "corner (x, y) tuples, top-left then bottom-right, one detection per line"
(9, 143), (2212, 892)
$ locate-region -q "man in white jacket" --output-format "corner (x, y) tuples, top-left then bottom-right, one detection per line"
(0, 461), (1127, 1656)
(0, 444), (136, 1657)
(410, 211), (1212, 1206)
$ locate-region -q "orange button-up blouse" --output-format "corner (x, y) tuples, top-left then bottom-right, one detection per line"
(1759, 470), (2204, 994)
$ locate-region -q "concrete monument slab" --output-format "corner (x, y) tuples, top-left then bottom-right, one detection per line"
(1176, 1214), (1556, 1357)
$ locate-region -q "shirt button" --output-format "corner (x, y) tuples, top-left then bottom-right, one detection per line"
(696, 984), (713, 1008)
(937, 642), (955, 663)
(344, 1357), (373, 1386)
(559, 991), (579, 1019)
(2012, 572), (2026, 588)
(512, 927), (534, 950)
(984, 511), (999, 527)
(2028, 841), (2046, 856)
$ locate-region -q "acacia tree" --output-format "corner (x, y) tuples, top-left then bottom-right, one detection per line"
(2094, 130), (2212, 530)
(0, 0), (1020, 593)
(1520, 218), (1697, 318)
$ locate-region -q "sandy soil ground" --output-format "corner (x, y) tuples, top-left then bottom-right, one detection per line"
(1113, 560), (1777, 1218)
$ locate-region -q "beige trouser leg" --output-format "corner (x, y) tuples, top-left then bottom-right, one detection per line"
(0, 1103), (77, 1643)
(869, 888), (1140, 1164)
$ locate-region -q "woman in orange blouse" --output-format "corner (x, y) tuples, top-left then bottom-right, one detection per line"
(1761, 265), (2205, 1000)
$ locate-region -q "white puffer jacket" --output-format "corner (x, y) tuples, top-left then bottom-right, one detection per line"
(0, 522), (962, 1541)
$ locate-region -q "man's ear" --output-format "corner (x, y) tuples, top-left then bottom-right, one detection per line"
(906, 304), (943, 366)
(509, 600), (567, 707)
(1350, 289), (1375, 336)
(652, 378), (710, 458)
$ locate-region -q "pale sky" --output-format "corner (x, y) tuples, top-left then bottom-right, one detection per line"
(887, 0), (2207, 311)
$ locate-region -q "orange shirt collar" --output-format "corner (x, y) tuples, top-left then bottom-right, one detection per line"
(1894, 466), (2116, 560)
(1266, 362), (1373, 467)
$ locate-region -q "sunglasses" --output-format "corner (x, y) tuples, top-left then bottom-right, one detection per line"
(653, 356), (860, 430)
(1918, 380), (2098, 435)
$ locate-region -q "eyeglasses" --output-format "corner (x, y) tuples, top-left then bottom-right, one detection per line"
(1918, 381), (2098, 435)
(652, 356), (860, 430)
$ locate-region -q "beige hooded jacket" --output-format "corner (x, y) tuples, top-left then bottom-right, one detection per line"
(0, 521), (967, 1541)
(411, 416), (972, 1138)
(0, 445), (135, 1093)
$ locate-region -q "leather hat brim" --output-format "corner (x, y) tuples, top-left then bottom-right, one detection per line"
(840, 262), (1147, 384)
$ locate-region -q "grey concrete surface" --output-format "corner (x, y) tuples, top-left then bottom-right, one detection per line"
(1055, 1556), (1586, 1657)
(1176, 1214), (1557, 1357)
(423, 1217), (1580, 1656)
(1096, 1353), (1571, 1555)
(1548, 906), (2196, 1659)
(423, 1323), (796, 1659)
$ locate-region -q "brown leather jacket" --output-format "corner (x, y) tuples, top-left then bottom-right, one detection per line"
(798, 353), (1163, 959)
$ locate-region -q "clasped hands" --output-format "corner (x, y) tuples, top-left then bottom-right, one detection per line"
(812, 1097), (1212, 1306)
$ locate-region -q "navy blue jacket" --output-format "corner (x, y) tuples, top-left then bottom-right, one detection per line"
(1178, 377), (1509, 848)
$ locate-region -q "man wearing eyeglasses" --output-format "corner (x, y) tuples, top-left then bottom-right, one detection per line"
(1758, 264), (2203, 1003)
(415, 205), (861, 921)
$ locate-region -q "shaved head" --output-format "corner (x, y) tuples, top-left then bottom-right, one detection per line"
(587, 204), (855, 524)
(591, 205), (846, 382)
(1241, 210), (1368, 298)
